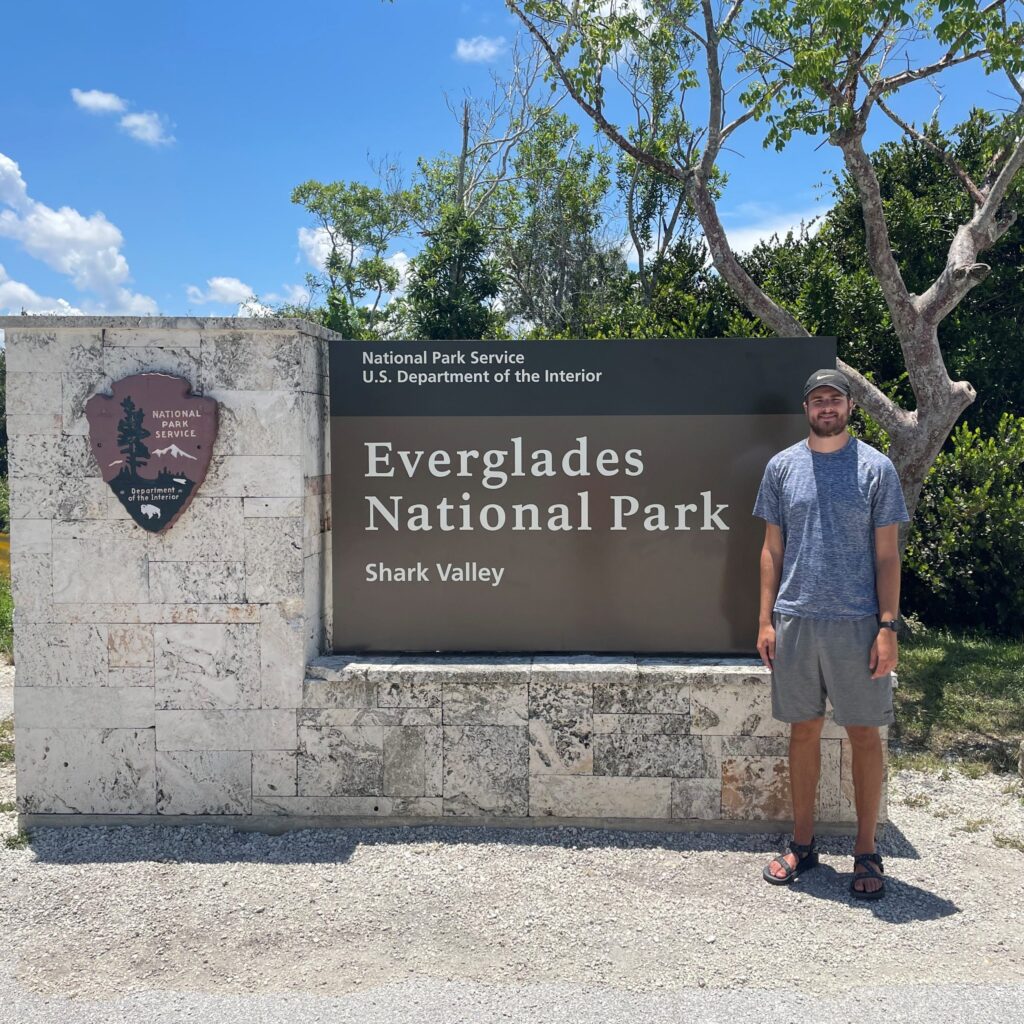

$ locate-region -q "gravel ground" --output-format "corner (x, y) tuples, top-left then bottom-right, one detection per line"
(1, 694), (1022, 1021)
(0, 664), (13, 723)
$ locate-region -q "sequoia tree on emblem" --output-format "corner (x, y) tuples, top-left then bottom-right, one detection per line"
(85, 374), (218, 532)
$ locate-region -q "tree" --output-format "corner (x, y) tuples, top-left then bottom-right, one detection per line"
(291, 172), (413, 337)
(406, 205), (504, 339)
(498, 110), (628, 335)
(117, 397), (150, 476)
(508, 0), (1024, 536)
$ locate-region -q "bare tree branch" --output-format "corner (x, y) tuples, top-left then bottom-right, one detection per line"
(872, 89), (985, 205)
(837, 358), (915, 440)
(834, 128), (920, 337)
(687, 174), (808, 337)
(508, 3), (690, 184)
(917, 130), (1024, 324)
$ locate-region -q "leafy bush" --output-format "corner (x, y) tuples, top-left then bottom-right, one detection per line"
(903, 414), (1024, 636)
(0, 477), (8, 533)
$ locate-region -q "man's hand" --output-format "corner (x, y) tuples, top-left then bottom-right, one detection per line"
(869, 629), (898, 680)
(757, 622), (776, 669)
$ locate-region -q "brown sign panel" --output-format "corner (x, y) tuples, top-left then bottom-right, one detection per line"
(85, 373), (217, 533)
(330, 339), (835, 654)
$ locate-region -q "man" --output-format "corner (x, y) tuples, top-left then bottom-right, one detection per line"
(753, 368), (909, 900)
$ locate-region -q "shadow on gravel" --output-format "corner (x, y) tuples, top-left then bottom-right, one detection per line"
(21, 819), (919, 867)
(771, 861), (959, 923)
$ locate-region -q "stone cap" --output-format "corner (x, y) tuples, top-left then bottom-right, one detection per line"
(308, 654), (769, 680)
(0, 315), (344, 342)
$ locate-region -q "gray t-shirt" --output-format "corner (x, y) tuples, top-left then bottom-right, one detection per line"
(753, 436), (910, 619)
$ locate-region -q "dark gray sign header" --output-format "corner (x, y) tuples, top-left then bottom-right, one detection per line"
(330, 338), (833, 417)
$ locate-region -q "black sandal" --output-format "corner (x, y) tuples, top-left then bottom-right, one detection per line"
(763, 837), (818, 885)
(850, 851), (886, 900)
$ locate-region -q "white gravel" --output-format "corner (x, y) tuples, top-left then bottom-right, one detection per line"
(0, 664), (13, 724)
(1, 709), (1023, 1020)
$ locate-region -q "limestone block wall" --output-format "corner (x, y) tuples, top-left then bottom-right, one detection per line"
(3, 317), (332, 816)
(270, 656), (881, 824)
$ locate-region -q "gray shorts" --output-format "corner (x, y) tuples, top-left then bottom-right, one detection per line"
(771, 612), (895, 727)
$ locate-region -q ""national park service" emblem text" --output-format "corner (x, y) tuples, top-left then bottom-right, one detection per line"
(85, 374), (218, 532)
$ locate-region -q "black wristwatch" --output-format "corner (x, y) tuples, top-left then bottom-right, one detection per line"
(878, 618), (899, 632)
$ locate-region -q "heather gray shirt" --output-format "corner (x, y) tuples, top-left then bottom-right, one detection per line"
(753, 436), (910, 619)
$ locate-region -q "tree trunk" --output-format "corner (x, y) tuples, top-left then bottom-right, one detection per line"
(880, 321), (975, 548)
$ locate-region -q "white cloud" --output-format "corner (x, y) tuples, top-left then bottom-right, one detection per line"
(0, 151), (156, 314)
(454, 35), (507, 62)
(71, 88), (175, 147)
(720, 203), (822, 255)
(0, 153), (30, 213)
(119, 111), (175, 147)
(236, 298), (275, 318)
(281, 283), (312, 305)
(386, 250), (411, 296)
(298, 226), (333, 269)
(0, 264), (85, 315)
(186, 276), (254, 305)
(70, 88), (127, 115)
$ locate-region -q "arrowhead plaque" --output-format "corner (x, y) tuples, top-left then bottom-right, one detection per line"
(85, 373), (218, 533)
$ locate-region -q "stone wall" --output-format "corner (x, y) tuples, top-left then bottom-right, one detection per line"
(3, 317), (331, 817)
(3, 316), (881, 830)
(262, 656), (879, 825)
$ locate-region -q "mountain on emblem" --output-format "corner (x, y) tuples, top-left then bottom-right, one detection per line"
(85, 374), (218, 533)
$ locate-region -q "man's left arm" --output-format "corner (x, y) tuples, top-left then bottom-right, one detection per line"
(871, 523), (902, 680)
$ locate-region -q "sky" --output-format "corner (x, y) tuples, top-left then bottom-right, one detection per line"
(0, 0), (1002, 324)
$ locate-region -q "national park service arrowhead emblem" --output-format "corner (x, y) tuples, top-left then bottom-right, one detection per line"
(85, 374), (218, 533)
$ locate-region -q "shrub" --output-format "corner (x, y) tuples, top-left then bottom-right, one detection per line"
(903, 414), (1024, 636)
(0, 477), (8, 533)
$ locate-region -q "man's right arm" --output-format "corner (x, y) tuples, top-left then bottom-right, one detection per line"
(757, 523), (784, 668)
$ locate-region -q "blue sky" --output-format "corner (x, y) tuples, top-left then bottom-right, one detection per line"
(0, 0), (998, 321)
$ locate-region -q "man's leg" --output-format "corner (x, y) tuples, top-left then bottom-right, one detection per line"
(845, 724), (884, 895)
(768, 716), (824, 879)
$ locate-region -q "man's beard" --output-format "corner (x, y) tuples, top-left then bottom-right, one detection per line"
(808, 411), (849, 437)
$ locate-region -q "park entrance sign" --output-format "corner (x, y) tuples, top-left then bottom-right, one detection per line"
(330, 338), (835, 654)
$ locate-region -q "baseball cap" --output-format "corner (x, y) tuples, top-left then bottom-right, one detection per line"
(802, 368), (851, 400)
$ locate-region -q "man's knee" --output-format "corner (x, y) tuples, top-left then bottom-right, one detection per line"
(845, 724), (882, 751)
(790, 717), (825, 742)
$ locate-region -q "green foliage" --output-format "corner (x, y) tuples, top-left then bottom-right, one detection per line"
(499, 111), (626, 335)
(290, 177), (413, 337)
(903, 415), (1024, 636)
(740, 1), (1024, 148)
(0, 477), (9, 534)
(406, 206), (503, 339)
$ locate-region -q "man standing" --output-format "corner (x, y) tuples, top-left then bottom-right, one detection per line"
(754, 369), (910, 899)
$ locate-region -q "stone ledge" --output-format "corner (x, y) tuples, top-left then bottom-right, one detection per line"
(17, 813), (859, 836)
(0, 315), (343, 342)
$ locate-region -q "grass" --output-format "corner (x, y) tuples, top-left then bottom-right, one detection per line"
(953, 818), (992, 834)
(900, 792), (932, 808)
(893, 625), (1024, 774)
(3, 830), (28, 850)
(992, 833), (1024, 854)
(0, 716), (13, 765)
(0, 561), (11, 662)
